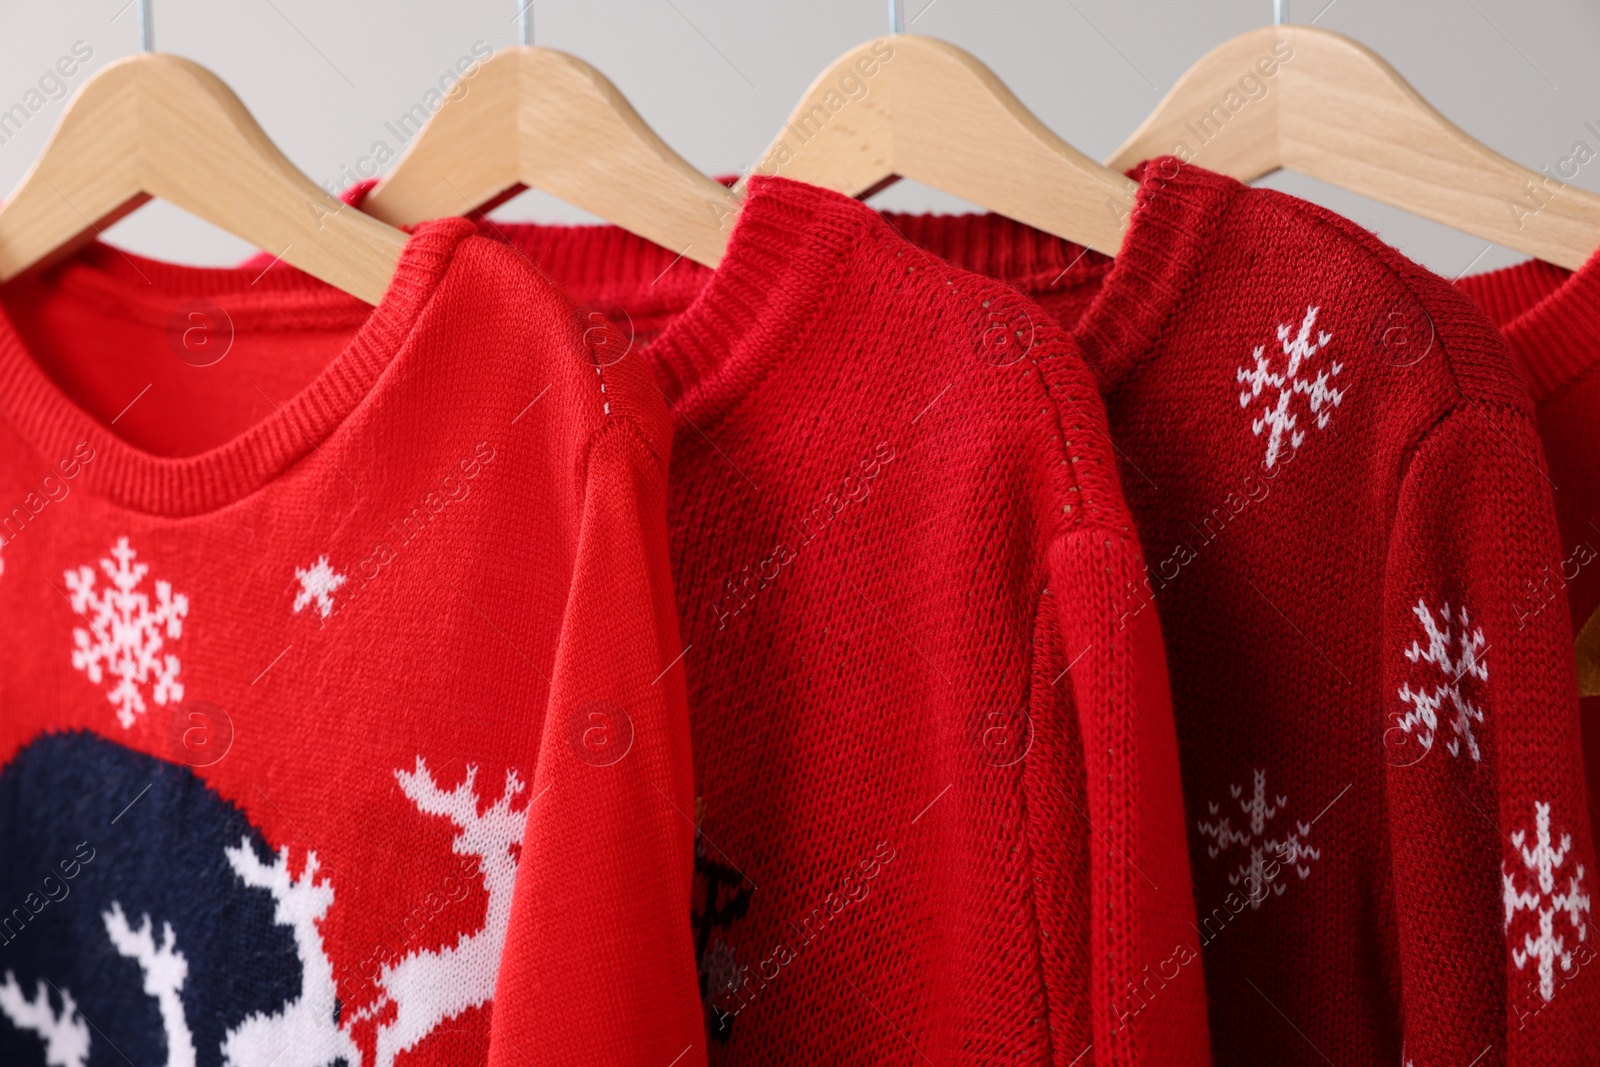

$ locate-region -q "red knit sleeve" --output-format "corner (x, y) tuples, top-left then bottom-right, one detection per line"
(487, 420), (704, 1067)
(1383, 404), (1599, 1066)
(1048, 528), (1211, 1066)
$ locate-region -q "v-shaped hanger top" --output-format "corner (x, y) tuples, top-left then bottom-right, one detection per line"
(743, 32), (1134, 257)
(1110, 24), (1600, 270)
(364, 18), (739, 269)
(0, 24), (407, 304)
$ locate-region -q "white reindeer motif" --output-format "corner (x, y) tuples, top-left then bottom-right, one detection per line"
(0, 972), (91, 1067)
(367, 759), (528, 1067)
(221, 843), (361, 1067)
(102, 903), (197, 1067)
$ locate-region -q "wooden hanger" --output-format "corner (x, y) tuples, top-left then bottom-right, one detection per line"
(365, 9), (739, 269)
(1110, 24), (1600, 271)
(742, 20), (1135, 257)
(0, 8), (406, 305)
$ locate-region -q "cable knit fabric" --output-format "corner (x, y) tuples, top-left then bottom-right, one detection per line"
(454, 163), (1596, 1065)
(0, 222), (702, 1066)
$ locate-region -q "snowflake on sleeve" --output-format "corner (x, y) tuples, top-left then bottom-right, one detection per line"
(1396, 599), (1487, 762)
(1236, 305), (1344, 468)
(1504, 802), (1591, 1002)
(64, 537), (189, 729)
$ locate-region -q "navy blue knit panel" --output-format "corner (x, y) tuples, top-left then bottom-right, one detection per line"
(0, 731), (303, 1066)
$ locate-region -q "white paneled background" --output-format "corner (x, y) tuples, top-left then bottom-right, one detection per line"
(2, 0), (1597, 276)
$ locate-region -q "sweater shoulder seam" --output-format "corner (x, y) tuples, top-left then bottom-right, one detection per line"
(888, 240), (1138, 543)
(580, 414), (668, 487)
(1265, 191), (1530, 413)
(1400, 396), (1537, 471)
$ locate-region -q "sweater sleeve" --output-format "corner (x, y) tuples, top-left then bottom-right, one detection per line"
(1048, 527), (1211, 1066)
(1383, 404), (1599, 1066)
(487, 421), (705, 1067)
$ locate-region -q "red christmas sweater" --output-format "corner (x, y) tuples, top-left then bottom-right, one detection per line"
(1456, 255), (1600, 845)
(0, 221), (703, 1065)
(450, 176), (1207, 1063)
(443, 165), (1596, 1063)
(1053, 164), (1597, 1066)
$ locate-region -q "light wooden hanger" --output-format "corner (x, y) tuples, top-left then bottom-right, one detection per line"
(0, 1), (407, 304)
(741, 1), (1135, 257)
(1109, 14), (1600, 271)
(364, 4), (739, 268)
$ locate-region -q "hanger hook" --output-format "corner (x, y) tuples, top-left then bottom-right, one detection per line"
(139, 0), (154, 51)
(888, 0), (903, 34)
(518, 1), (533, 46)
(1274, 0), (1288, 25)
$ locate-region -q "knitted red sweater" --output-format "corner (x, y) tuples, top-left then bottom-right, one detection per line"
(473, 165), (1596, 1064)
(1456, 255), (1600, 847)
(1059, 164), (1596, 1067)
(483, 176), (1208, 1064)
(0, 223), (702, 1065)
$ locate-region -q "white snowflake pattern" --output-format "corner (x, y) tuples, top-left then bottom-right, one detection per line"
(1397, 599), (1487, 762)
(1196, 769), (1321, 909)
(64, 537), (189, 728)
(291, 556), (346, 620)
(1236, 305), (1344, 468)
(1504, 801), (1591, 1003)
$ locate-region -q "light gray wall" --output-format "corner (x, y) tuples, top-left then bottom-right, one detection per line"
(2, 0), (1597, 277)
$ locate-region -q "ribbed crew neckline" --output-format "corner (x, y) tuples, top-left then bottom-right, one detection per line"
(482, 199), (1115, 305)
(1456, 252), (1600, 401)
(0, 217), (476, 517)
(1071, 159), (1244, 392)
(477, 164), (1240, 412)
(607, 176), (863, 427)
(202, 165), (1242, 464)
(251, 176), (862, 433)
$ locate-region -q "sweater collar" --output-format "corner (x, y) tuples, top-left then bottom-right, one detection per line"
(463, 197), (1113, 310)
(1070, 158), (1246, 393)
(0, 218), (476, 517)
(470, 163), (1240, 405)
(596, 176), (875, 428)
(1455, 252), (1600, 401)
(304, 164), (1239, 417)
(638, 164), (1242, 423)
(325, 177), (865, 427)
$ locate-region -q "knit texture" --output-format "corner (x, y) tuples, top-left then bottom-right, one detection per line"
(1457, 250), (1600, 951)
(449, 176), (1210, 1065)
(0, 223), (701, 1065)
(984, 164), (1597, 1067)
(465, 164), (1597, 1065)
